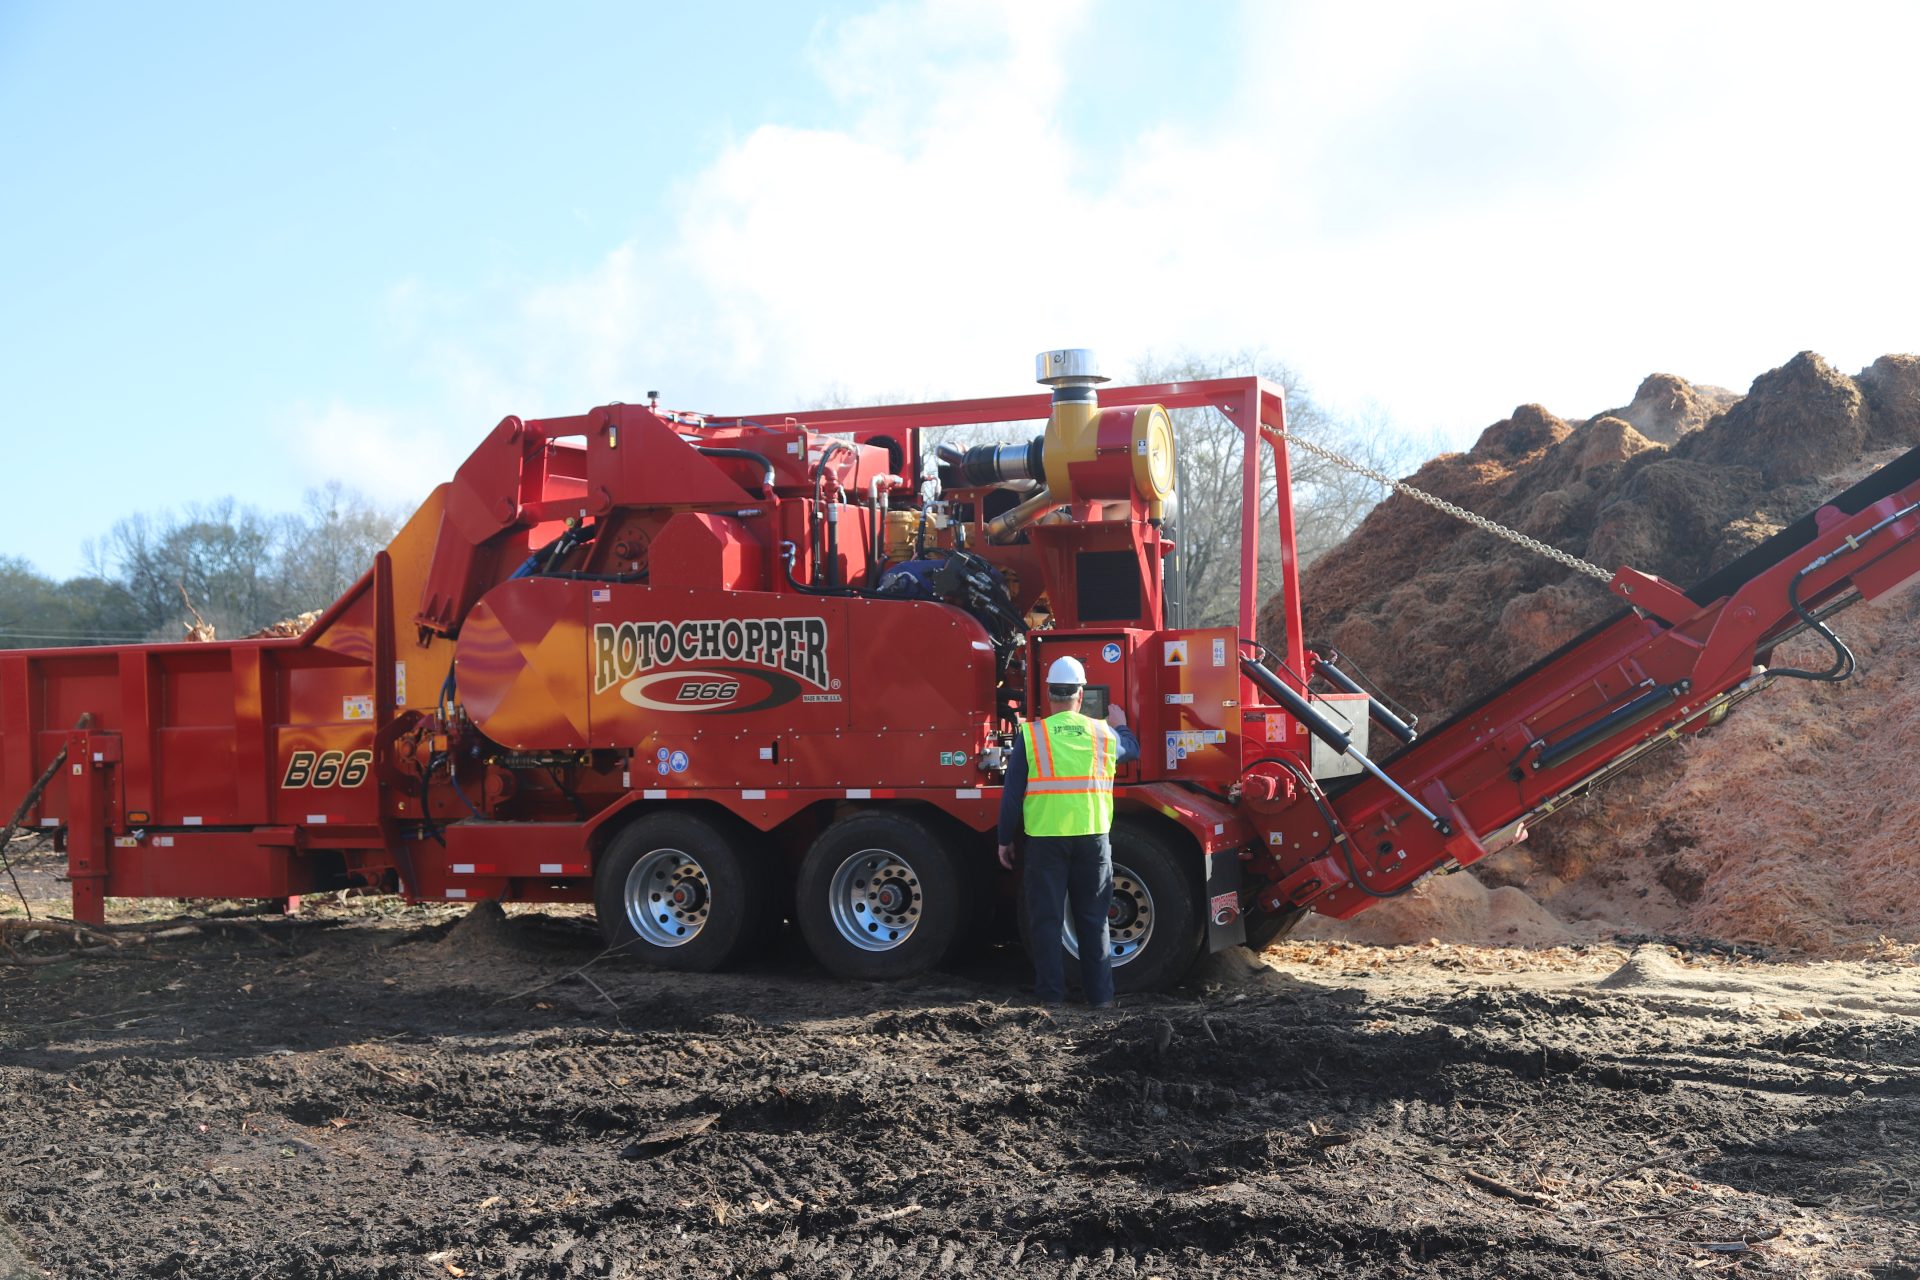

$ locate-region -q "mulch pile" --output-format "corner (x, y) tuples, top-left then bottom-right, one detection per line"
(1264, 352), (1920, 954)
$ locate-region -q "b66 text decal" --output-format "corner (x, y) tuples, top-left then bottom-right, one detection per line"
(282, 749), (373, 789)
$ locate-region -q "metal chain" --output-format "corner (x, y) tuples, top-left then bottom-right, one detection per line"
(1267, 425), (1615, 583)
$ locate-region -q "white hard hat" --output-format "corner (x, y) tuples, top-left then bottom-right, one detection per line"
(1045, 655), (1088, 686)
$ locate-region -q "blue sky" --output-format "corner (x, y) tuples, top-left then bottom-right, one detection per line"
(5, 1), (1917, 580)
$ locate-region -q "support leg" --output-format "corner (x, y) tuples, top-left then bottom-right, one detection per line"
(63, 728), (111, 925)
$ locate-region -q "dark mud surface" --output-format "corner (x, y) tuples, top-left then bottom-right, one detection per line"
(3, 897), (1917, 1279)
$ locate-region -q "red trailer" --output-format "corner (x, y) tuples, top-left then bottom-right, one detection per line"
(7, 351), (1920, 991)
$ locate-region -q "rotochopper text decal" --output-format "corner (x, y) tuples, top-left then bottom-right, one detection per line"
(593, 617), (831, 696)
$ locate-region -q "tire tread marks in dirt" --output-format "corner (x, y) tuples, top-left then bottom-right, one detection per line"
(1, 916), (1914, 1277)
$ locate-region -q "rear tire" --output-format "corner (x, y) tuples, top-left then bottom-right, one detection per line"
(594, 811), (768, 971)
(1017, 819), (1204, 995)
(796, 810), (967, 981)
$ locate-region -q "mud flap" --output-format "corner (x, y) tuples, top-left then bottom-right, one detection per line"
(1203, 848), (1246, 952)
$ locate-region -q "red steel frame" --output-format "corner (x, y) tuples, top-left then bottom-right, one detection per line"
(2, 376), (1306, 926)
(739, 376), (1307, 671)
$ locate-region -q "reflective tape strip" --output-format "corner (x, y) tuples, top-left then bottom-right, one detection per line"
(1033, 719), (1057, 777)
(643, 789), (667, 799)
(539, 863), (564, 875)
(1026, 779), (1114, 796)
(955, 788), (982, 799)
(306, 814), (328, 824)
(742, 789), (766, 799)
(446, 889), (467, 900)
(453, 863), (474, 874)
(183, 816), (202, 826)
(845, 789), (872, 799)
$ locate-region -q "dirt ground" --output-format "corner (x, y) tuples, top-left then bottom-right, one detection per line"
(4, 846), (1916, 1280)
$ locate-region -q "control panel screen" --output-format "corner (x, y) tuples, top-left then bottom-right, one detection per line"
(1080, 684), (1110, 719)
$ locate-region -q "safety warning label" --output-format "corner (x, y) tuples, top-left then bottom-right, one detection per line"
(1164, 728), (1226, 767)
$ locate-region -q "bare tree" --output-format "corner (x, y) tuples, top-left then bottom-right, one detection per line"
(74, 486), (404, 641)
(275, 482), (408, 613)
(85, 500), (281, 639)
(1130, 351), (1427, 628)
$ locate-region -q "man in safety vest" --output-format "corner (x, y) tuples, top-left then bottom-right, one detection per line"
(997, 655), (1140, 1008)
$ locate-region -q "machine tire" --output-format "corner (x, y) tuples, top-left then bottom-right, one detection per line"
(1243, 904), (1307, 953)
(796, 810), (967, 981)
(1016, 819), (1204, 995)
(594, 811), (769, 972)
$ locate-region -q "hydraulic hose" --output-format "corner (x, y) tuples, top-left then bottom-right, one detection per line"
(508, 522), (600, 580)
(1770, 495), (1918, 682)
(1770, 566), (1857, 683)
(811, 440), (855, 587)
(447, 761), (489, 822)
(1264, 754), (1418, 901)
(826, 502), (842, 589)
(695, 446), (775, 496)
(779, 542), (858, 597)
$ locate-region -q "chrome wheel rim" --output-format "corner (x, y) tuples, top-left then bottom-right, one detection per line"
(624, 847), (711, 948)
(827, 847), (923, 952)
(1063, 862), (1154, 966)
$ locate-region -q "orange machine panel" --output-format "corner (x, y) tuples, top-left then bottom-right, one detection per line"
(1148, 627), (1243, 784)
(454, 577), (593, 751)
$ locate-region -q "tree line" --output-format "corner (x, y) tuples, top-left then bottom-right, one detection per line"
(0, 484), (403, 648)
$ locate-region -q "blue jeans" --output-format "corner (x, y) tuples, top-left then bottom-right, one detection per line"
(1024, 833), (1115, 1005)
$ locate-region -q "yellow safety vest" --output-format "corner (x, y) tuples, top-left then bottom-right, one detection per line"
(1019, 711), (1119, 837)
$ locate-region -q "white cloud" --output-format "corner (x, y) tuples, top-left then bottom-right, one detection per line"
(288, 403), (469, 508)
(306, 0), (1920, 504)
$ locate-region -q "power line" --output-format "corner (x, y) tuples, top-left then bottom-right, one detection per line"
(0, 629), (157, 642)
